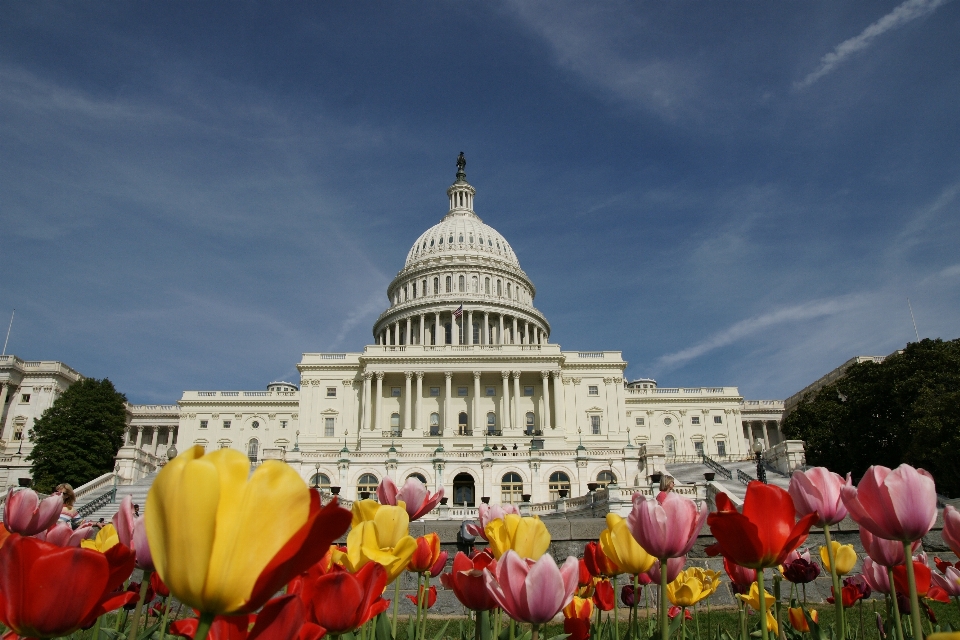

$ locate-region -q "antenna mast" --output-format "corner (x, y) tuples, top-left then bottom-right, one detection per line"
(907, 299), (920, 342)
(1, 309), (13, 356)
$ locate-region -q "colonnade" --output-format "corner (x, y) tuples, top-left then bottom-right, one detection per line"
(357, 369), (565, 436)
(375, 310), (546, 347)
(743, 419), (781, 450)
(126, 425), (178, 457)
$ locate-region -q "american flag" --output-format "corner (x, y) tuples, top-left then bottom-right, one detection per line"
(453, 304), (463, 318)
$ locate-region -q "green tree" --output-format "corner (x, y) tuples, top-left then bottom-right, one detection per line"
(781, 338), (960, 497)
(27, 377), (127, 493)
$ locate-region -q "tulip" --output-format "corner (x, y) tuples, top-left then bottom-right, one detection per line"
(893, 561), (931, 597)
(627, 491), (706, 560)
(666, 567), (720, 607)
(439, 549), (498, 611)
(296, 562), (390, 634)
(860, 528), (921, 568)
(819, 541), (857, 576)
(667, 606), (693, 621)
(593, 579), (615, 611)
(840, 465), (937, 542)
(788, 606), (818, 632)
(935, 557), (960, 574)
(35, 521), (96, 546)
(3, 487), (63, 536)
(862, 558), (891, 594)
(152, 570), (171, 598)
(562, 597), (593, 640)
(844, 575), (872, 600)
(620, 584), (639, 607)
(485, 513), (551, 560)
(647, 556), (686, 584)
(789, 467), (848, 526)
(428, 550), (448, 577)
(145, 445), (352, 622)
(828, 584), (866, 609)
(408, 533), (442, 573)
(113, 495), (154, 570)
(781, 558), (820, 584)
(464, 503), (520, 540)
(931, 566), (960, 597)
(584, 540), (621, 577)
(0, 534), (137, 638)
(406, 585), (437, 609)
(942, 506), (960, 556)
(577, 557), (592, 588)
(344, 501), (417, 583)
(600, 513), (654, 576)
(483, 550), (579, 625)
(737, 582), (774, 614)
(723, 557), (757, 594)
(376, 476), (444, 522)
(170, 595), (324, 640)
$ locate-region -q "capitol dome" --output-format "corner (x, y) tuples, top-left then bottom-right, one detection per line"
(405, 212), (519, 269)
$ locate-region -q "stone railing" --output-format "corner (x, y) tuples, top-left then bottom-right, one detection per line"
(700, 453), (733, 480)
(736, 469), (754, 486)
(115, 446), (162, 484)
(74, 472), (117, 501)
(762, 440), (806, 475)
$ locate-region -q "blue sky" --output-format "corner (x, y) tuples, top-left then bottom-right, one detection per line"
(2, 1), (958, 404)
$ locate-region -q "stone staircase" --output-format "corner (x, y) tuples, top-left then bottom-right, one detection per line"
(664, 457), (792, 503)
(78, 472), (158, 523)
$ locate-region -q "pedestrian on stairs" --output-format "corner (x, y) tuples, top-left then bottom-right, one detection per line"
(55, 483), (79, 527)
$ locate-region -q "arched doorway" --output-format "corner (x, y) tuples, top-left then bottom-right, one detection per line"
(452, 472), (475, 507)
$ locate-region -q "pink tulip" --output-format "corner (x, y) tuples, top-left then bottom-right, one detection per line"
(646, 556), (686, 584)
(465, 503), (521, 540)
(789, 467), (848, 527)
(840, 465), (938, 542)
(782, 549), (812, 564)
(627, 491), (706, 559)
(3, 488), (63, 536)
(376, 477), (444, 521)
(942, 506), (960, 556)
(931, 566), (960, 597)
(861, 558), (890, 594)
(483, 550), (578, 624)
(860, 529), (921, 568)
(34, 521), (96, 547)
(112, 495), (154, 570)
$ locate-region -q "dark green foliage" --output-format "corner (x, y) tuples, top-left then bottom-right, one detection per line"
(27, 377), (127, 493)
(781, 338), (960, 497)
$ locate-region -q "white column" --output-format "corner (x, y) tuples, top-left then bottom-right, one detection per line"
(483, 312), (489, 345)
(498, 314), (504, 345)
(375, 372), (384, 432)
(541, 370), (551, 429)
(415, 372), (423, 431)
(501, 371), (511, 431)
(444, 372), (453, 434)
(525, 322), (530, 345)
(434, 312), (441, 345)
(473, 371), (481, 434)
(404, 372), (412, 433)
(453, 312), (460, 345)
(552, 371), (565, 430)
(761, 421), (770, 450)
(512, 371), (521, 432)
(467, 310), (474, 345)
(419, 313), (425, 345)
(405, 318), (411, 346)
(512, 317), (518, 344)
(393, 321), (399, 345)
(362, 373), (372, 431)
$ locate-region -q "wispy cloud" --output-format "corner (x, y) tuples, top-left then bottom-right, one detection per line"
(653, 295), (868, 372)
(795, 0), (952, 90)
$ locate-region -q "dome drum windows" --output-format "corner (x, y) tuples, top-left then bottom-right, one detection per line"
(459, 275), (465, 292)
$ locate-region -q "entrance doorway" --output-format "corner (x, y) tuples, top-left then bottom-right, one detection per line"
(452, 472), (475, 506)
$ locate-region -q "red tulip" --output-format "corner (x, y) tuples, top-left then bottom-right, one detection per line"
(584, 541), (621, 577)
(439, 550), (498, 611)
(405, 585), (437, 609)
(3, 488), (63, 536)
(123, 581), (156, 609)
(934, 557), (960, 574)
(170, 595), (325, 640)
(0, 534), (137, 638)
(893, 561), (931, 597)
(723, 557), (757, 594)
(841, 465), (938, 542)
(593, 579), (615, 611)
(577, 558), (591, 586)
(667, 606), (693, 620)
(628, 491), (707, 559)
(927, 586), (950, 603)
(828, 584), (865, 608)
(376, 477), (443, 521)
(296, 562), (390, 633)
(151, 570), (171, 598)
(562, 598), (593, 640)
(408, 533), (442, 573)
(707, 483), (818, 569)
(429, 551), (448, 577)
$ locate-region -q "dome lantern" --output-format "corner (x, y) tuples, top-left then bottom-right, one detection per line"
(447, 152), (476, 213)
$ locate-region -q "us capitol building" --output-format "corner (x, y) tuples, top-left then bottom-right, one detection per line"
(0, 156), (793, 508)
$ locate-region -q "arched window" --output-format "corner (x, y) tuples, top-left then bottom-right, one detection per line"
(449, 235), (454, 244)
(309, 473), (331, 490)
(459, 234), (464, 243)
(357, 473), (379, 497)
(408, 473), (427, 484)
(458, 411), (469, 436)
(430, 238), (435, 247)
(501, 472), (523, 504)
(247, 438), (259, 462)
(596, 471), (617, 488)
(422, 279), (427, 296)
(525, 411), (535, 434)
(412, 282), (417, 298)
(472, 276), (478, 292)
(664, 435), (676, 455)
(445, 276), (452, 293)
(485, 277), (490, 294)
(486, 412), (497, 435)
(458, 275), (465, 292)
(429, 413), (440, 436)
(507, 283), (512, 297)
(390, 413), (400, 436)
(469, 234), (474, 243)
(433, 278), (439, 295)
(549, 471), (571, 500)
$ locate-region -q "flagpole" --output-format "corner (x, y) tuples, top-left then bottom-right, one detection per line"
(1, 309), (13, 356)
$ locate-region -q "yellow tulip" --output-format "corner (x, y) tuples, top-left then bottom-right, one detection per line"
(484, 513), (551, 560)
(819, 541), (857, 576)
(343, 501), (417, 583)
(145, 445), (351, 615)
(600, 514), (655, 575)
(666, 567), (721, 607)
(736, 582), (775, 613)
(81, 523), (120, 553)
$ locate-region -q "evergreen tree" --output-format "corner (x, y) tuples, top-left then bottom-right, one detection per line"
(27, 377), (127, 493)
(781, 338), (960, 497)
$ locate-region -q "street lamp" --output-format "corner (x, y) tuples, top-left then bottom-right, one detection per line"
(314, 463), (321, 490)
(752, 439), (767, 484)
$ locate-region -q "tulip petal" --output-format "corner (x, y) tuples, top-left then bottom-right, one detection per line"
(525, 555), (565, 623)
(884, 465), (938, 541)
(706, 509), (766, 568)
(376, 477), (398, 506)
(113, 495), (136, 548)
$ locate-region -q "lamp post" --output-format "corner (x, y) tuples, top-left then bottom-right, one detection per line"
(314, 463), (321, 490)
(752, 438), (767, 484)
(112, 463), (120, 502)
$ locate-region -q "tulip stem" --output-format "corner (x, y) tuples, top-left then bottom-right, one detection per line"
(392, 579), (401, 639)
(634, 573), (640, 640)
(157, 598), (170, 640)
(509, 618), (515, 640)
(614, 586), (620, 640)
(758, 568), (769, 640)
(738, 601), (747, 640)
(193, 613), (215, 640)
(419, 575), (431, 640)
(659, 559), (669, 640)
(681, 607), (686, 640)
(126, 570), (153, 640)
(901, 542), (923, 640)
(531, 623), (539, 640)
(91, 615), (102, 640)
(823, 526), (844, 640)
(886, 567), (904, 640)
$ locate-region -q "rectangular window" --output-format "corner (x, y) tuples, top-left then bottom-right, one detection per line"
(280, 420), (287, 429)
(391, 387), (401, 397)
(590, 415), (601, 434)
(223, 420), (231, 429)
(486, 386), (496, 396)
(200, 420), (208, 429)
(326, 387), (336, 397)
(691, 416), (700, 425)
(588, 386), (599, 396)
(635, 417), (644, 426)
(717, 441), (727, 456)
(19, 394), (30, 403)
(713, 415), (723, 424)
(412, 283), (417, 298)
(523, 386), (534, 397)
(324, 418), (335, 437)
(694, 441), (704, 455)
(445, 276), (452, 293)
(430, 387), (440, 397)
(458, 387), (468, 397)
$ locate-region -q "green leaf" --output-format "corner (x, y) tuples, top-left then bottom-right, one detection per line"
(431, 621), (451, 640)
